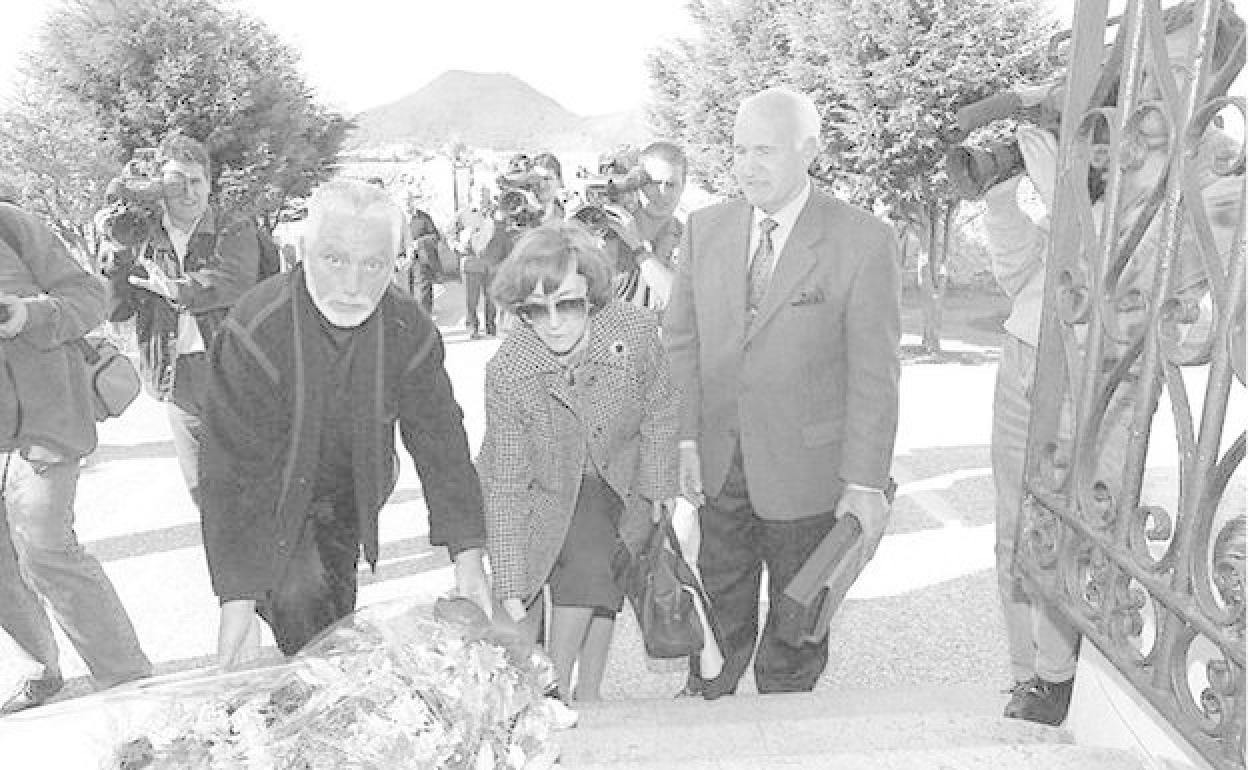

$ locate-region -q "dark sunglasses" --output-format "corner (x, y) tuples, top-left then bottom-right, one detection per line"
(516, 296), (589, 326)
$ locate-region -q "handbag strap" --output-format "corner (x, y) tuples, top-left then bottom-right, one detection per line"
(71, 337), (101, 365)
(654, 502), (716, 622)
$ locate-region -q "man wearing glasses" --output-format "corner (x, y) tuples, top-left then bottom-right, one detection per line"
(105, 134), (259, 506)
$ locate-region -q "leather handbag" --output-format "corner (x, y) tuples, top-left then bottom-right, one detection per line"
(621, 507), (706, 659)
(73, 336), (141, 421)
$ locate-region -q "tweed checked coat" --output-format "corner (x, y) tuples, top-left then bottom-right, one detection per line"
(477, 300), (680, 604)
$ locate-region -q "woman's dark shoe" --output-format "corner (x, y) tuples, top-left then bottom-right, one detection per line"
(1, 674), (64, 715)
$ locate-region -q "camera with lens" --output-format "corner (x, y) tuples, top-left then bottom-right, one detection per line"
(583, 148), (651, 207)
(946, 85), (1063, 199)
(99, 147), (165, 247)
(495, 188), (544, 231)
(494, 154), (550, 231)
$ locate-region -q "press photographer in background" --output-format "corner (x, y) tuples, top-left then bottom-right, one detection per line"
(977, 5), (1243, 724)
(570, 201), (665, 317)
(101, 133), (259, 506)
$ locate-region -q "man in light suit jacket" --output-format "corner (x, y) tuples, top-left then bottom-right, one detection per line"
(663, 86), (901, 698)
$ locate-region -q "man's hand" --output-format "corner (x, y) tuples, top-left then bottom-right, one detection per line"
(128, 259), (180, 301)
(834, 487), (891, 573)
(1017, 125), (1058, 213)
(0, 296), (28, 338)
(501, 597), (527, 623)
(217, 599), (263, 670)
(453, 547), (493, 619)
(678, 442), (705, 508)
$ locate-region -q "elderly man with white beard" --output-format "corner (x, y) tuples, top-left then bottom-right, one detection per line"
(197, 178), (492, 668)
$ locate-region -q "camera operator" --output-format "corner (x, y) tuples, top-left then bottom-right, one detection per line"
(583, 141), (688, 311)
(632, 141), (688, 266)
(570, 201), (669, 317)
(103, 133), (260, 506)
(986, 13), (1242, 723)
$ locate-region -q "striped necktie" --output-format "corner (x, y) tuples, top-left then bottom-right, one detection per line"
(747, 217), (778, 321)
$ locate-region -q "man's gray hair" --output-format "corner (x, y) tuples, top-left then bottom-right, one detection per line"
(738, 87), (822, 147)
(304, 178), (404, 254)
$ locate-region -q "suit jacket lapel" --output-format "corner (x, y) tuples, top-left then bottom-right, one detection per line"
(706, 201), (753, 339)
(746, 195), (826, 342)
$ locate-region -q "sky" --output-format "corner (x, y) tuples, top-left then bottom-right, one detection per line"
(0, 0), (1094, 118)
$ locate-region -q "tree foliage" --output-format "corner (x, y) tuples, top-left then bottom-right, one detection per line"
(646, 0), (793, 195)
(647, 0), (1059, 350)
(650, 0), (1058, 210)
(0, 81), (122, 263)
(0, 0), (350, 256)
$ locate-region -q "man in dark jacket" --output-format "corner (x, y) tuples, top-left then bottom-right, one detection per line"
(199, 179), (492, 667)
(0, 203), (151, 713)
(104, 134), (259, 505)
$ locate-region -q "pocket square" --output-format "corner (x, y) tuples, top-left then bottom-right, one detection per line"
(791, 287), (826, 306)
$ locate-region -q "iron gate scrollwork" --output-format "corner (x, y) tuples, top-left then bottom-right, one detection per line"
(1018, 0), (1245, 768)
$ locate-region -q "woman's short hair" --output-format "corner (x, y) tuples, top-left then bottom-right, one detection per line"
(490, 222), (614, 311)
(303, 178), (403, 256)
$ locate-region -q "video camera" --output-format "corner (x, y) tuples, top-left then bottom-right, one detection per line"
(945, 85), (1063, 199)
(495, 154), (549, 231)
(582, 148), (651, 207)
(495, 188), (544, 231)
(98, 147), (165, 247)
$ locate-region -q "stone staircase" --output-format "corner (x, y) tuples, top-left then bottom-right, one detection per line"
(553, 684), (1188, 769)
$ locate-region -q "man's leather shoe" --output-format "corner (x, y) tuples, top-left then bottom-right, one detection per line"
(1003, 676), (1074, 726)
(1, 674), (64, 716)
(674, 679), (704, 698)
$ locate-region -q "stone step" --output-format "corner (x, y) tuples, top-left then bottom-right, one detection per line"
(555, 685), (1079, 767)
(561, 743), (1182, 770)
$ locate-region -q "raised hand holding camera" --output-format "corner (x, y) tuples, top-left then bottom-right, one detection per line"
(1016, 125), (1058, 211)
(127, 257), (180, 301)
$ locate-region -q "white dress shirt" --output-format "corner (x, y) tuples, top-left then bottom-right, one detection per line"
(747, 179), (812, 278)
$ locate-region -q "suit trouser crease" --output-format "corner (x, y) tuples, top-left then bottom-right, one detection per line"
(0, 453), (151, 687)
(690, 445), (838, 695)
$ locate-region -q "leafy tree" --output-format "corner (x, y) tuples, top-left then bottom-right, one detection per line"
(646, 0), (793, 195)
(789, 0), (1059, 351)
(0, 81), (121, 267)
(2, 0), (350, 255)
(648, 0), (1058, 352)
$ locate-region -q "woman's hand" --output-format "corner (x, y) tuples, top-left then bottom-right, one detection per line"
(501, 598), (527, 623)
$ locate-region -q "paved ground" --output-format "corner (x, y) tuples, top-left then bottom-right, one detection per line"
(1, 280), (1018, 707)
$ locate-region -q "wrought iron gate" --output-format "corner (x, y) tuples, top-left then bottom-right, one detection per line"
(1018, 0), (1245, 768)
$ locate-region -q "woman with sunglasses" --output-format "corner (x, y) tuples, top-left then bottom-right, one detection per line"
(477, 221), (680, 701)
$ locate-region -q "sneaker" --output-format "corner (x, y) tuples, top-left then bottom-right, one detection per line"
(1, 674), (64, 716)
(1003, 676), (1074, 726)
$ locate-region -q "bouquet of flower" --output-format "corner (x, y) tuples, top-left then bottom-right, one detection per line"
(105, 598), (560, 770)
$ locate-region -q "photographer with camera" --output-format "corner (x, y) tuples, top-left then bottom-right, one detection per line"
(582, 142), (688, 313)
(103, 133), (259, 506)
(984, 9), (1243, 725)
(0, 201), (152, 714)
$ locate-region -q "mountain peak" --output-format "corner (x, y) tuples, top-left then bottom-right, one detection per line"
(347, 70), (649, 153)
